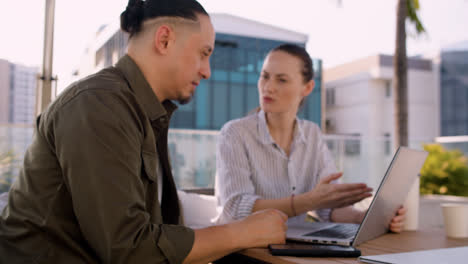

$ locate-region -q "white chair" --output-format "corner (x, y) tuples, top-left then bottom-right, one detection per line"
(178, 190), (220, 229)
(0, 189), (221, 228)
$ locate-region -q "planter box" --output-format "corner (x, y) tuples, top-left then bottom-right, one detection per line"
(420, 194), (468, 229)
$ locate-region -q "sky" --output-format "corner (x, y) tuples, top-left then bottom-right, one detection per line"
(0, 0), (467, 92)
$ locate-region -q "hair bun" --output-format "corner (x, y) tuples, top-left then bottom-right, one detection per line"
(120, 0), (145, 35)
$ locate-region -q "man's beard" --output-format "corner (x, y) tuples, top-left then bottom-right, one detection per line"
(177, 92), (194, 105)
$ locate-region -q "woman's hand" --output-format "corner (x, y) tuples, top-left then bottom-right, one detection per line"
(303, 172), (373, 210)
(389, 206), (406, 233)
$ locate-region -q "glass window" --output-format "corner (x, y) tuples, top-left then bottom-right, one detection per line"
(456, 122), (465, 136)
(246, 84), (259, 112)
(164, 34), (321, 129)
(195, 81), (210, 129)
(230, 83), (245, 120)
(213, 70), (228, 82)
(455, 104), (467, 121)
(305, 88), (321, 123)
(445, 122), (455, 136)
(247, 72), (258, 84)
(231, 49), (246, 72)
(247, 51), (258, 72)
(454, 86), (465, 106)
(326, 88), (335, 106)
(385, 81), (392, 98)
(257, 60), (264, 72)
(445, 100), (454, 122)
(230, 72), (244, 83)
(213, 82), (228, 129)
(171, 111), (194, 128)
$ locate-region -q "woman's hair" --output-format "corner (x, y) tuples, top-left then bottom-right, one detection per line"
(271, 44), (314, 83)
(120, 0), (208, 38)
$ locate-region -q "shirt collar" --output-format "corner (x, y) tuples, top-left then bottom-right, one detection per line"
(295, 120), (307, 145)
(257, 110), (307, 146)
(257, 110), (275, 145)
(115, 54), (177, 122)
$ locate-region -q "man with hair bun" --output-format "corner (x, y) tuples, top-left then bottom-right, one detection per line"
(0, 0), (287, 263)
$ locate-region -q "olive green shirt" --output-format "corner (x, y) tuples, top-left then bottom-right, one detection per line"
(0, 55), (195, 264)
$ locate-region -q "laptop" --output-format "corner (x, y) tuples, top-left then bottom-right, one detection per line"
(286, 147), (428, 246)
(359, 246), (468, 264)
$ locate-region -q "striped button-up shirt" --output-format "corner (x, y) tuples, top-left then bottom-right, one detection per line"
(216, 110), (337, 224)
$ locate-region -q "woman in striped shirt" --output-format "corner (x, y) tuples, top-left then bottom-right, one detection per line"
(216, 44), (406, 233)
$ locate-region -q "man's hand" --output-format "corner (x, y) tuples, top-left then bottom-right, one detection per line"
(230, 209), (287, 248)
(185, 209), (287, 264)
(306, 172), (373, 210)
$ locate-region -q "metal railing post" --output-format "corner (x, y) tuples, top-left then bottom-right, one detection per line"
(36, 0), (56, 116)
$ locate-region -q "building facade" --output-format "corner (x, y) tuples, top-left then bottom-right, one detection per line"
(172, 32), (322, 130)
(72, 14), (323, 130)
(439, 50), (468, 136)
(0, 59), (37, 188)
(0, 59), (37, 125)
(323, 55), (437, 187)
(324, 54), (437, 144)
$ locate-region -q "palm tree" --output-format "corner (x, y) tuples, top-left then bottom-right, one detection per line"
(393, 0), (425, 148)
(394, 1), (426, 230)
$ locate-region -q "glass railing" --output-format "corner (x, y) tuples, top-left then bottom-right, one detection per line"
(325, 135), (395, 189)
(169, 131), (436, 191)
(0, 124), (34, 193)
(168, 129), (218, 190)
(435, 136), (468, 156)
(0, 124), (466, 194)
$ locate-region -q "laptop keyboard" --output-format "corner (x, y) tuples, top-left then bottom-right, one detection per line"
(304, 224), (358, 239)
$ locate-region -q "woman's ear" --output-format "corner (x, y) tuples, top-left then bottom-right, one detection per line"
(302, 79), (315, 97)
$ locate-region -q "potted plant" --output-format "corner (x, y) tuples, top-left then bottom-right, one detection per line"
(419, 144), (468, 228)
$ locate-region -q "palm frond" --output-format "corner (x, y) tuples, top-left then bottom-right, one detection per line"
(407, 0), (426, 34)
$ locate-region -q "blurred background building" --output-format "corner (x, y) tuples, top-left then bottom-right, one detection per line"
(0, 59), (37, 125)
(323, 54), (437, 187)
(438, 50), (468, 137)
(71, 13), (323, 131)
(323, 54), (437, 145)
(0, 59), (37, 192)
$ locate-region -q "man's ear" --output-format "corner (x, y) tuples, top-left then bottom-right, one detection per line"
(302, 79), (315, 97)
(153, 25), (175, 55)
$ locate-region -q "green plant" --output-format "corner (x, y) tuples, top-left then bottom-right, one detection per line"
(420, 144), (468, 197)
(0, 150), (16, 194)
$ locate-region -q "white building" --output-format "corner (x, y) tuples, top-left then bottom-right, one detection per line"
(324, 54), (437, 144)
(323, 55), (437, 187)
